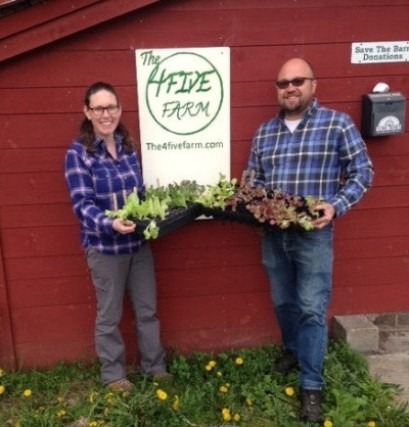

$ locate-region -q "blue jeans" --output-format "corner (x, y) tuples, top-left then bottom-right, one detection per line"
(262, 225), (333, 390)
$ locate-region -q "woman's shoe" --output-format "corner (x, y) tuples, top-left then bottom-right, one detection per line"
(107, 378), (134, 392)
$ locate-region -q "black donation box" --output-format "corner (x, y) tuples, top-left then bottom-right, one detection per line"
(361, 92), (406, 137)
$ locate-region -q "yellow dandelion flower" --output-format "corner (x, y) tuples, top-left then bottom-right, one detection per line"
(172, 394), (180, 411)
(219, 385), (228, 393)
(235, 357), (244, 365)
(216, 371), (223, 377)
(0, 385), (5, 395)
(233, 413), (240, 422)
(56, 396), (64, 403)
(209, 360), (217, 367)
(56, 409), (66, 417)
(205, 364), (213, 371)
(89, 422), (98, 427)
(89, 391), (99, 403)
(222, 412), (231, 421)
(221, 408), (231, 421)
(156, 388), (168, 400)
(22, 389), (32, 398)
(285, 387), (295, 397)
(367, 422), (376, 427)
(105, 392), (115, 404)
(324, 420), (333, 427)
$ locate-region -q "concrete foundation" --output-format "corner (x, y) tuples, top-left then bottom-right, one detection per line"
(331, 312), (409, 407)
(332, 314), (379, 353)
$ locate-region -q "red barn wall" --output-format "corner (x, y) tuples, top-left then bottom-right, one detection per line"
(0, 0), (408, 368)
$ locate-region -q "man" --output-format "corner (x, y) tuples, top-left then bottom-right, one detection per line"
(247, 58), (374, 423)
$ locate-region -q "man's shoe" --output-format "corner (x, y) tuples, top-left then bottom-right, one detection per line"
(107, 378), (134, 392)
(275, 350), (298, 373)
(299, 388), (324, 424)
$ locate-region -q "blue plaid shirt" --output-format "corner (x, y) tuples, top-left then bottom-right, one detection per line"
(64, 133), (145, 255)
(247, 99), (374, 217)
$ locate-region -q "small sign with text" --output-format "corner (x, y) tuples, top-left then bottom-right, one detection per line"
(351, 41), (409, 64)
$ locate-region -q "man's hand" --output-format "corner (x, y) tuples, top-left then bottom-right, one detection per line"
(312, 203), (335, 229)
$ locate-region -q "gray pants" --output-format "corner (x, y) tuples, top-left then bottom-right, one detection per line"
(85, 244), (166, 384)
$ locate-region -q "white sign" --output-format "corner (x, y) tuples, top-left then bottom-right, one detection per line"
(351, 41), (409, 64)
(135, 47), (230, 187)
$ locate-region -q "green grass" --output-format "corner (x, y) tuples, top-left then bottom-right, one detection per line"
(0, 341), (408, 427)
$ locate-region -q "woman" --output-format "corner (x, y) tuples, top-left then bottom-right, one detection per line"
(64, 82), (171, 391)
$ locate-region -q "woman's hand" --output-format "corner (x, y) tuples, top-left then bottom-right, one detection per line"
(112, 218), (136, 234)
(312, 202), (335, 229)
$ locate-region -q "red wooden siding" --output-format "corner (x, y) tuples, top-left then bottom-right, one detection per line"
(0, 0), (408, 368)
(0, 0), (161, 62)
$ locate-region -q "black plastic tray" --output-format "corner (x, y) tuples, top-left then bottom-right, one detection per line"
(134, 203), (202, 239)
(200, 206), (264, 227)
(200, 203), (320, 231)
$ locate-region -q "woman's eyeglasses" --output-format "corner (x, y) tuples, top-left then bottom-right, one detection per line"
(88, 105), (120, 116)
(276, 77), (314, 90)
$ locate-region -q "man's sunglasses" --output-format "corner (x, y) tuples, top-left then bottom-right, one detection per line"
(276, 77), (314, 90)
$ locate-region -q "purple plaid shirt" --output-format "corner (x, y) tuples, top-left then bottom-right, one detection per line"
(64, 133), (145, 254)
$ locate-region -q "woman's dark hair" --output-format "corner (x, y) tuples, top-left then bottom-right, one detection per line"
(79, 81), (134, 154)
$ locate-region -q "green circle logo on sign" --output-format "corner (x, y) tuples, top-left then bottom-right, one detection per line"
(145, 52), (224, 136)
